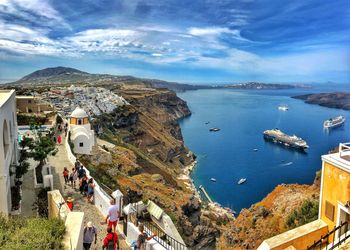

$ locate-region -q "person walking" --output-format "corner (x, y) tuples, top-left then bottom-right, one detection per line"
(78, 165), (86, 180)
(66, 197), (74, 211)
(71, 168), (78, 189)
(105, 199), (120, 233)
(83, 221), (97, 250)
(132, 223), (156, 250)
(80, 175), (88, 195)
(57, 134), (61, 145)
(63, 167), (69, 184)
(102, 227), (119, 250)
(87, 178), (95, 203)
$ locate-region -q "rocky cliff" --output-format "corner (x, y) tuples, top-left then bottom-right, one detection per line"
(217, 174), (321, 249)
(83, 87), (221, 249)
(293, 92), (350, 110)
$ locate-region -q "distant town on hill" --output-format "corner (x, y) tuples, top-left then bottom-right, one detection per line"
(4, 66), (309, 92)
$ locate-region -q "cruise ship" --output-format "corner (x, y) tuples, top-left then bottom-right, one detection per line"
(323, 115), (345, 129)
(263, 129), (309, 151)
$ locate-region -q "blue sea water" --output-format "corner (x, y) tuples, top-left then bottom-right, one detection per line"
(178, 85), (350, 213)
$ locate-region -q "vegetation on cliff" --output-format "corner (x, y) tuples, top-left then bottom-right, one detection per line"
(217, 174), (320, 249)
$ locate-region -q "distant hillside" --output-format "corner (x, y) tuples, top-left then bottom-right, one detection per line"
(20, 66), (89, 81)
(5, 66), (210, 92)
(293, 92), (350, 110)
(5, 66), (308, 92)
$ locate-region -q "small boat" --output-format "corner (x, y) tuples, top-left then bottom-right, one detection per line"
(278, 105), (289, 111)
(210, 178), (216, 182)
(253, 148), (258, 152)
(209, 128), (220, 132)
(324, 116), (345, 129)
(205, 122), (210, 125)
(238, 178), (247, 184)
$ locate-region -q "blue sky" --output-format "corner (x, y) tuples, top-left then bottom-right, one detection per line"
(0, 0), (349, 83)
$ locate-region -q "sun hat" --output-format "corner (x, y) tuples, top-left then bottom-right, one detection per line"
(66, 197), (74, 202)
(87, 221), (93, 228)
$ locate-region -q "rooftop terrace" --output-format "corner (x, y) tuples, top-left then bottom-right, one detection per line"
(322, 143), (350, 172)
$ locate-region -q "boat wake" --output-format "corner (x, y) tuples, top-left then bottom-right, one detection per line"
(280, 161), (293, 166)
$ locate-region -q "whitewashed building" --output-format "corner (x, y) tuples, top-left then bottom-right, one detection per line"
(0, 89), (18, 214)
(69, 107), (95, 155)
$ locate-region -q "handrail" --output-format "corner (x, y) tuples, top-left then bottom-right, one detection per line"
(307, 221), (350, 250)
(142, 220), (187, 250)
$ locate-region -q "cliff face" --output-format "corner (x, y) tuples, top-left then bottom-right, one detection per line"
(217, 177), (320, 249)
(109, 88), (192, 168)
(85, 87), (220, 249)
(293, 92), (350, 110)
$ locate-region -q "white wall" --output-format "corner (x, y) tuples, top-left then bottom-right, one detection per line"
(0, 90), (18, 214)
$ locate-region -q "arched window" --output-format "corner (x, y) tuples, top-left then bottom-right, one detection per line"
(3, 120), (9, 158)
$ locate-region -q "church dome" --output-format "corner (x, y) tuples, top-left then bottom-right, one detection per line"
(70, 107), (88, 118)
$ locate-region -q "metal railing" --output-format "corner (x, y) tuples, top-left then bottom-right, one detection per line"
(307, 221), (350, 250)
(142, 220), (187, 250)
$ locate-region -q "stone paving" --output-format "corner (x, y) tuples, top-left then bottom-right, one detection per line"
(48, 137), (130, 249)
(21, 168), (36, 217)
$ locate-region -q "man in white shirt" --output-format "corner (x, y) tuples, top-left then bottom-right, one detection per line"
(105, 199), (120, 233)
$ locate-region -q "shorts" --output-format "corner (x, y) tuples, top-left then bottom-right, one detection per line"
(108, 220), (117, 228)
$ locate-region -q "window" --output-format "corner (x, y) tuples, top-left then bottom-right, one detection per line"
(79, 142), (84, 147)
(325, 201), (335, 221)
(78, 119), (82, 125)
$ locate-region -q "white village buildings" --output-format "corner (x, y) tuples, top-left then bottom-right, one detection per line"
(69, 107), (95, 155)
(0, 90), (18, 214)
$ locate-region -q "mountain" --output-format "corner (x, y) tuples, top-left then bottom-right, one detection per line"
(20, 66), (89, 81)
(5, 66), (210, 92)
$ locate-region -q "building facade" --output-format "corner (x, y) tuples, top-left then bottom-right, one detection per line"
(69, 107), (95, 155)
(0, 90), (18, 214)
(16, 96), (53, 114)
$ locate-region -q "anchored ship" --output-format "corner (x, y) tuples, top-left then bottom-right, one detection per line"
(278, 105), (289, 111)
(263, 129), (308, 151)
(323, 116), (345, 129)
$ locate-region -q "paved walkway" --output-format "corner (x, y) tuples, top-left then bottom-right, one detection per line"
(21, 168), (37, 217)
(48, 137), (130, 249)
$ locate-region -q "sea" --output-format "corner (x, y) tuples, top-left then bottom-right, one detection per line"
(178, 84), (350, 213)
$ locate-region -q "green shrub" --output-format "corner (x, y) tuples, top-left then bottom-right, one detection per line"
(286, 199), (319, 229)
(315, 170), (322, 181)
(0, 215), (65, 249)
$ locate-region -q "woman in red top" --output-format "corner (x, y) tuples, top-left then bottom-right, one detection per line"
(66, 197), (74, 211)
(57, 134), (61, 145)
(63, 167), (69, 184)
(103, 227), (119, 250)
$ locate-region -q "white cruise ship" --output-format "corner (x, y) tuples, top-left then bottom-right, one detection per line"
(323, 116), (345, 129)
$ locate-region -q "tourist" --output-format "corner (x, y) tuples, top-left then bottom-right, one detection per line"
(66, 197), (74, 211)
(132, 223), (156, 250)
(69, 168), (78, 188)
(102, 227), (119, 250)
(83, 221), (97, 250)
(87, 178), (95, 203)
(57, 134), (61, 145)
(74, 159), (80, 170)
(63, 167), (69, 184)
(78, 165), (86, 179)
(80, 175), (88, 195)
(105, 199), (120, 233)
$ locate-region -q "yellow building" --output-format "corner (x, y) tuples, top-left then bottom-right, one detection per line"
(258, 142), (350, 250)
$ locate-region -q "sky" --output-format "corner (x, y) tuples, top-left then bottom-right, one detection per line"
(0, 0), (349, 83)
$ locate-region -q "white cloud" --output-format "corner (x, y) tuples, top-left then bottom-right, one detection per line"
(0, 0), (70, 29)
